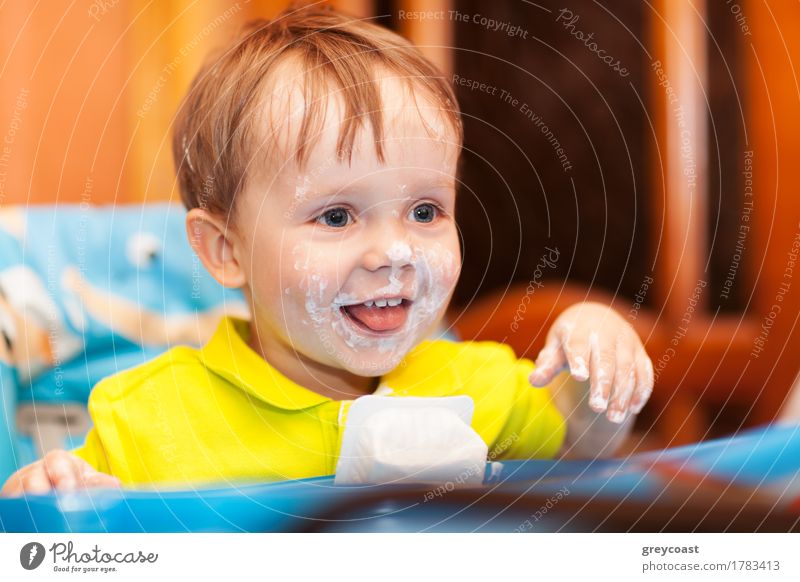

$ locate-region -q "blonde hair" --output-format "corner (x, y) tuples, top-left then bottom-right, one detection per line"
(172, 2), (463, 220)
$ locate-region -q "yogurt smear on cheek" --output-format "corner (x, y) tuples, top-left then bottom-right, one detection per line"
(290, 242), (457, 373)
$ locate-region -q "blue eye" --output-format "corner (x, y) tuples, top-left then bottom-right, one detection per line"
(318, 207), (351, 228)
(409, 203), (437, 223)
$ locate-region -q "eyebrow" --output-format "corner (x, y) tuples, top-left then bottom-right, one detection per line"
(311, 175), (455, 198)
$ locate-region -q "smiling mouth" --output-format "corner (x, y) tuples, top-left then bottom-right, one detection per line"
(339, 298), (412, 333)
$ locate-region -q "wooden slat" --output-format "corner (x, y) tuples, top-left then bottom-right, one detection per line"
(745, 0), (800, 422)
(650, 0), (709, 319)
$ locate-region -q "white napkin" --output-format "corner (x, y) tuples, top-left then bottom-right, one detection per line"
(334, 395), (488, 486)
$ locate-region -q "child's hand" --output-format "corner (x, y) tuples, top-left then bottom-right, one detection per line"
(528, 302), (654, 423)
(0, 450), (121, 497)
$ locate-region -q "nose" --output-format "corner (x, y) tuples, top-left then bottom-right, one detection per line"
(361, 219), (413, 273)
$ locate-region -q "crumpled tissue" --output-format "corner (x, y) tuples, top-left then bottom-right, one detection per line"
(334, 395), (488, 486)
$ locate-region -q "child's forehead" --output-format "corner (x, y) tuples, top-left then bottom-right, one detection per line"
(279, 120), (458, 198)
(252, 59), (458, 183)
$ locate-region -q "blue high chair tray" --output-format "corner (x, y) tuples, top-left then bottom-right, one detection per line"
(2, 423), (798, 532)
(0, 203), (247, 478)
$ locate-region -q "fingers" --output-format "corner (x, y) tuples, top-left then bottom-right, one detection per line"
(588, 331), (616, 414)
(630, 348), (655, 414)
(43, 449), (81, 490)
(0, 450), (77, 497)
(607, 337), (637, 423)
(560, 324), (590, 381)
(82, 471), (122, 489)
(1, 466), (50, 497)
(529, 328), (567, 387)
(0, 450), (121, 497)
(47, 450), (121, 491)
(2, 468), (50, 497)
(543, 302), (654, 424)
(530, 322), (593, 386)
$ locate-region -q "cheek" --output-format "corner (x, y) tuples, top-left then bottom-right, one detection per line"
(244, 233), (330, 322)
(290, 241), (351, 285)
(438, 225), (462, 279)
(287, 240), (354, 318)
(444, 242), (462, 285)
(409, 241), (461, 322)
(419, 237), (461, 289)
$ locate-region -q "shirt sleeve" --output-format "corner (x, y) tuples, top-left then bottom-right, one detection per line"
(491, 356), (567, 461)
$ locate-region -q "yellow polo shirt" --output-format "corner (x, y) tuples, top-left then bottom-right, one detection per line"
(72, 316), (566, 487)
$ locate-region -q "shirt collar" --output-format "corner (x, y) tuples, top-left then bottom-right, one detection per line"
(199, 316), (461, 410)
(199, 316), (331, 410)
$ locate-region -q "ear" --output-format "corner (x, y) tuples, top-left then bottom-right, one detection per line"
(185, 208), (246, 288)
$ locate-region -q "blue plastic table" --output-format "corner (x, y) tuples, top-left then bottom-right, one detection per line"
(2, 424), (798, 532)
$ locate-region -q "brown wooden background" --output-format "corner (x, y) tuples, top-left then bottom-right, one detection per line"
(1, 0), (798, 447)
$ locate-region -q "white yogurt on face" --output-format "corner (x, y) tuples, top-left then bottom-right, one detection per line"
(402, 242), (456, 337)
(386, 240), (412, 263)
(381, 240), (412, 297)
(290, 238), (458, 374)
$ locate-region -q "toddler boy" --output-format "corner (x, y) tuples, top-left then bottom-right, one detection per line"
(2, 4), (652, 494)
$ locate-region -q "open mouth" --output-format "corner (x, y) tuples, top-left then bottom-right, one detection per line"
(339, 298), (412, 333)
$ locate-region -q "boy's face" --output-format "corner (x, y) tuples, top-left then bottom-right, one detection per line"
(232, 75), (461, 379)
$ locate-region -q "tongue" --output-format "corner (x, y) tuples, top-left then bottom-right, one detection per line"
(345, 303), (408, 332)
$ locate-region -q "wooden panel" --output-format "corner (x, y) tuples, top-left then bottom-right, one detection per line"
(0, 2), (129, 205)
(745, 0), (800, 422)
(450, 0), (651, 307)
(0, 1), (271, 207)
(453, 0), (800, 444)
(125, 1), (259, 204)
(649, 0), (708, 318)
